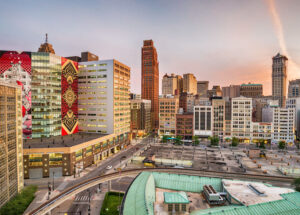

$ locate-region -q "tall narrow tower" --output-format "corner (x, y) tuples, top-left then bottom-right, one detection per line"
(272, 53), (288, 107)
(141, 40), (159, 130)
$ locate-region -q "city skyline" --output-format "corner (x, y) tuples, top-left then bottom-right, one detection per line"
(1, 0), (300, 95)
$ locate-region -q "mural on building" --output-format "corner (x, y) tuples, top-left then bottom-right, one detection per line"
(0, 51), (32, 138)
(61, 57), (78, 135)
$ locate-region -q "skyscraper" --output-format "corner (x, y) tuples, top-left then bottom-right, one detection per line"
(272, 53), (288, 107)
(183, 73), (197, 94)
(141, 40), (159, 130)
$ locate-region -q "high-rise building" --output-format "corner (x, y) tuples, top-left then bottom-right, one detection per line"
(141, 40), (159, 130)
(212, 98), (226, 140)
(78, 59), (131, 135)
(158, 96), (179, 136)
(272, 53), (288, 107)
(197, 81), (209, 97)
(176, 75), (183, 95)
(38, 34), (55, 54)
(66, 51), (99, 63)
(194, 106), (212, 138)
(0, 82), (23, 207)
(288, 79), (300, 98)
(222, 85), (240, 98)
(240, 83), (263, 98)
(162, 73), (178, 95)
(130, 99), (151, 136)
(231, 97), (252, 142)
(183, 73), (197, 94)
(0, 50), (79, 139)
(286, 97), (300, 137)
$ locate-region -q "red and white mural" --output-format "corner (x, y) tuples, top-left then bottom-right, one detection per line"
(61, 57), (79, 136)
(0, 51), (32, 138)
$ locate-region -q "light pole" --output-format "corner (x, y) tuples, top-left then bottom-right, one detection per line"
(88, 189), (91, 215)
(52, 172), (55, 191)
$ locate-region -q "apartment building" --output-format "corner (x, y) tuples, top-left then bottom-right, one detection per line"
(252, 122), (272, 142)
(0, 82), (23, 207)
(197, 81), (209, 97)
(78, 59), (131, 135)
(158, 96), (179, 136)
(176, 112), (193, 140)
(231, 97), (252, 142)
(162, 73), (179, 95)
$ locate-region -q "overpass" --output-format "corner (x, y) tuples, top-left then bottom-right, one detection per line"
(27, 168), (295, 215)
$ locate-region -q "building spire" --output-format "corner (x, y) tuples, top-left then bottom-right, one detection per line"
(45, 33), (48, 43)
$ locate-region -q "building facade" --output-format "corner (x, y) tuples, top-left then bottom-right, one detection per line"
(222, 85), (240, 99)
(212, 98), (226, 140)
(240, 83), (263, 98)
(207, 85), (222, 98)
(288, 79), (300, 98)
(141, 40), (159, 130)
(194, 106), (212, 138)
(78, 59), (130, 135)
(272, 107), (295, 143)
(231, 97), (252, 142)
(197, 81), (209, 97)
(162, 73), (178, 95)
(183, 73), (197, 95)
(176, 113), (193, 140)
(286, 97), (300, 137)
(272, 53), (288, 107)
(23, 133), (130, 179)
(0, 82), (23, 207)
(158, 96), (179, 136)
(0, 51), (79, 139)
(130, 99), (151, 136)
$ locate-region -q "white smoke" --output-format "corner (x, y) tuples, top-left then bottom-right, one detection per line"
(267, 0), (300, 79)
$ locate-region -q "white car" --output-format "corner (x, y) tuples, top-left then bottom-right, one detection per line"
(106, 165), (112, 170)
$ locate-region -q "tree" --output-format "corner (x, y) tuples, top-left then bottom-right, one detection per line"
(259, 140), (265, 149)
(192, 136), (200, 146)
(209, 136), (219, 146)
(278, 140), (286, 150)
(162, 135), (170, 143)
(292, 178), (300, 192)
(175, 136), (183, 145)
(231, 137), (239, 147)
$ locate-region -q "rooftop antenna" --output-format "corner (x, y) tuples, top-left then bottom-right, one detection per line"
(45, 33), (48, 43)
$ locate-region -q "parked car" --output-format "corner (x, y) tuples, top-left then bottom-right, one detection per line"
(106, 165), (112, 170)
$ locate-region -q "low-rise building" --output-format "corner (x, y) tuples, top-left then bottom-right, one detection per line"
(252, 122), (272, 142)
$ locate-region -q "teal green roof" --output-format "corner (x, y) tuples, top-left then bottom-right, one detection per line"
(241, 83), (262, 86)
(164, 192), (190, 204)
(122, 172), (300, 215)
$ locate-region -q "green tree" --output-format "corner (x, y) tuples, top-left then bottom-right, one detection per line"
(175, 136), (183, 145)
(259, 140), (266, 149)
(231, 137), (239, 147)
(209, 136), (219, 146)
(292, 178), (300, 192)
(162, 135), (170, 143)
(192, 136), (200, 146)
(278, 140), (286, 150)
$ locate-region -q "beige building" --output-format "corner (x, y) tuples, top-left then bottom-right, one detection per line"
(0, 82), (23, 207)
(197, 81), (209, 97)
(231, 97), (252, 142)
(162, 73), (178, 95)
(183, 73), (197, 94)
(272, 53), (288, 107)
(240, 83), (263, 98)
(212, 98), (226, 140)
(78, 59), (131, 135)
(159, 96), (179, 136)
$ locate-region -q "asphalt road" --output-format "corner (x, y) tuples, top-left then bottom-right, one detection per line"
(48, 136), (152, 215)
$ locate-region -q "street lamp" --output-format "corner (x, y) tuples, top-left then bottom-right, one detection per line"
(52, 172), (55, 191)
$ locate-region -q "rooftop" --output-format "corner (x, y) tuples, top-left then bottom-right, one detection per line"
(164, 192), (190, 204)
(23, 132), (106, 149)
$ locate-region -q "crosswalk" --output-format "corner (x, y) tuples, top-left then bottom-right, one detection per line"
(74, 195), (90, 202)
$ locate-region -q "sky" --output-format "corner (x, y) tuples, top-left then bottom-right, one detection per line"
(1, 0), (300, 95)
